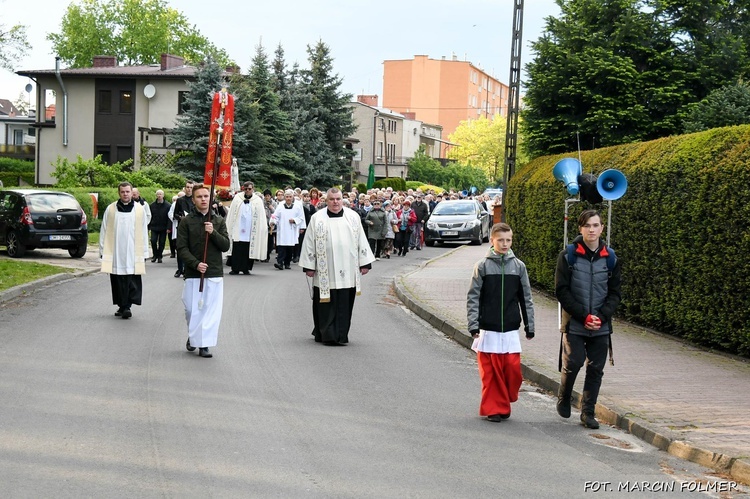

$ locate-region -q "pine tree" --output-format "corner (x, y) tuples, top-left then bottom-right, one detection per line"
(302, 40), (357, 184)
(232, 43), (298, 186)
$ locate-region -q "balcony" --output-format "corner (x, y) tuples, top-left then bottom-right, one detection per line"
(0, 144), (35, 160)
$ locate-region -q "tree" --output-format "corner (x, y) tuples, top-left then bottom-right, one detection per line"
(47, 0), (231, 68)
(683, 81), (750, 132)
(302, 40), (357, 184)
(232, 43), (299, 186)
(169, 58), (225, 179)
(447, 115), (518, 183)
(522, 0), (690, 157)
(407, 145), (444, 185)
(0, 21), (31, 71)
(13, 92), (30, 116)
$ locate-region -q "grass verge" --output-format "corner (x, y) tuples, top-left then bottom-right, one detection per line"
(0, 260), (75, 293)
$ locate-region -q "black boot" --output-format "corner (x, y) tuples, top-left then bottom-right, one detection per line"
(580, 375), (602, 428)
(556, 368), (576, 418)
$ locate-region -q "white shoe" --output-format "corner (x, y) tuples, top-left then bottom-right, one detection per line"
(375, 257), (380, 261)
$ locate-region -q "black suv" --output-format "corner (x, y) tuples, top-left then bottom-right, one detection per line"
(0, 189), (88, 258)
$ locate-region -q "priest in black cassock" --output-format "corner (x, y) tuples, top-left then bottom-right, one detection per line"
(299, 188), (375, 345)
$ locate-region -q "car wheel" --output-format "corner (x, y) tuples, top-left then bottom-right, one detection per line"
(6, 230), (26, 258)
(426, 240), (435, 247)
(68, 244), (87, 258)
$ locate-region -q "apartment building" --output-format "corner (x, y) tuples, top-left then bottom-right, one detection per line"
(382, 54), (509, 152)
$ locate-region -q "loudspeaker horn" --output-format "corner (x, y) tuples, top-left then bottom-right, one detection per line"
(553, 158), (582, 196)
(596, 169), (628, 200)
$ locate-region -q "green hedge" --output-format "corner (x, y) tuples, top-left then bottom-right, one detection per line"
(507, 125), (750, 356)
(373, 177), (406, 191)
(0, 158), (35, 186)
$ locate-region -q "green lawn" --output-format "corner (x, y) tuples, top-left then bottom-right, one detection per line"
(0, 260), (75, 292)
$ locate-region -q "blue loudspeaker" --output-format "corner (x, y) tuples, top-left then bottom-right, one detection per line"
(461, 190), (468, 197)
(596, 169), (628, 200)
(553, 158), (582, 196)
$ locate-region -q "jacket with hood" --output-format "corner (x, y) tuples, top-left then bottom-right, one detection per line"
(467, 247), (535, 336)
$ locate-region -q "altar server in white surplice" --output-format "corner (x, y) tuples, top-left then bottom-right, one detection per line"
(299, 187), (375, 346)
(270, 189), (305, 270)
(99, 181), (150, 320)
(225, 181), (268, 275)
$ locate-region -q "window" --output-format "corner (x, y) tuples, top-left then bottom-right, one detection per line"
(377, 118), (385, 131)
(96, 145), (111, 165)
(388, 119), (397, 133)
(387, 143), (396, 161)
(119, 91), (133, 114)
(98, 90), (112, 114)
(117, 145), (133, 163)
(377, 141), (383, 159)
(178, 91), (190, 114)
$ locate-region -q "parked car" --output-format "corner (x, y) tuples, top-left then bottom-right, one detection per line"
(0, 189), (88, 258)
(424, 199), (491, 246)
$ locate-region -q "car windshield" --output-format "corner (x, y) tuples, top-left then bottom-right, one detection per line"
(433, 202), (476, 216)
(26, 194), (80, 213)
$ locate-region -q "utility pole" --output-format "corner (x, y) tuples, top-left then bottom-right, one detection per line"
(502, 0), (524, 219)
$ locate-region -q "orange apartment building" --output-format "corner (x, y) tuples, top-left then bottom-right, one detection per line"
(382, 54), (509, 154)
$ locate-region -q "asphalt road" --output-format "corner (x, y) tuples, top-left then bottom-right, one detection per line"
(0, 246), (729, 497)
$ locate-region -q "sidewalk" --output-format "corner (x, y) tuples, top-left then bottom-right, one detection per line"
(394, 244), (750, 485)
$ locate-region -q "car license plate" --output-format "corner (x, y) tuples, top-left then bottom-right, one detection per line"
(49, 235), (72, 241)
(442, 231), (458, 236)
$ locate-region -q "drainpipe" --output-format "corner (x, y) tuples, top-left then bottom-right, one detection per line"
(54, 57), (68, 146)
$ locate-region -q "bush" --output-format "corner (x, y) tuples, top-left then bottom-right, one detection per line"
(373, 177), (406, 191)
(356, 183), (367, 193)
(0, 158), (34, 186)
(507, 125), (750, 356)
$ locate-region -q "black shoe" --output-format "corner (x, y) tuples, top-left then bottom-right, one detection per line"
(284, 265), (291, 270)
(174, 270), (182, 278)
(416, 247), (422, 250)
(323, 341), (345, 346)
(186, 338), (196, 352)
(292, 257), (299, 263)
(274, 263), (283, 270)
(199, 347), (213, 358)
(242, 270), (250, 275)
(580, 413), (600, 429)
(151, 257), (157, 263)
(114, 307), (123, 317)
(557, 398), (571, 418)
(170, 254), (176, 258)
(487, 414), (504, 422)
(229, 270), (240, 275)
(157, 258), (162, 263)
(121, 309), (132, 319)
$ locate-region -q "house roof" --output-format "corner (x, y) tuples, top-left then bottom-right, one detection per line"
(16, 64), (199, 80)
(0, 99), (21, 116)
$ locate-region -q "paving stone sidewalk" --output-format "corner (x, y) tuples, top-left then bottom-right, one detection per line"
(394, 244), (750, 485)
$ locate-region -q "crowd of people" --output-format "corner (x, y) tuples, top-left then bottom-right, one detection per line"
(97, 180), (619, 428)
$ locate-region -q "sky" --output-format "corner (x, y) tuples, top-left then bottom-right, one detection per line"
(0, 0), (561, 108)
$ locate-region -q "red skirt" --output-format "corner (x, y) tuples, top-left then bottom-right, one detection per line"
(477, 351), (522, 416)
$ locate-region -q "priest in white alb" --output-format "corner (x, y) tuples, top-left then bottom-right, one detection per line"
(225, 180), (268, 275)
(99, 181), (150, 319)
(299, 187), (376, 345)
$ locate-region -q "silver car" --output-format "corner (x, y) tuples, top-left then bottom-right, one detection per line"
(424, 200), (491, 246)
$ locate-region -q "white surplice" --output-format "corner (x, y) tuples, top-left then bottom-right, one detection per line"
(299, 207), (375, 301)
(182, 277), (223, 348)
(100, 202), (149, 275)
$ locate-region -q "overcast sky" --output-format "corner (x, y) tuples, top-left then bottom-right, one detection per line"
(0, 0), (560, 106)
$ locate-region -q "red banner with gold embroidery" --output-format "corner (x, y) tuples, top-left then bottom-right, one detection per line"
(203, 90), (234, 189)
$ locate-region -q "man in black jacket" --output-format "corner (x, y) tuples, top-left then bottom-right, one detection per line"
(555, 209), (622, 429)
(148, 189), (171, 263)
(177, 184), (230, 358)
(410, 193), (429, 250)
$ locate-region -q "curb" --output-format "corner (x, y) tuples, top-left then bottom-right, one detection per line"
(392, 250), (750, 486)
(0, 268), (99, 305)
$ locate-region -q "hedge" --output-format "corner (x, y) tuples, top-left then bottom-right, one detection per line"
(507, 125), (750, 356)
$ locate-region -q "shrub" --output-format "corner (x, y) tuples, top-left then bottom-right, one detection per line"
(374, 177), (406, 191)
